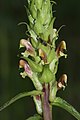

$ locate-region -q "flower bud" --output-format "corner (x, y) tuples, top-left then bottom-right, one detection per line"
(53, 29), (58, 39)
(34, 0), (43, 10)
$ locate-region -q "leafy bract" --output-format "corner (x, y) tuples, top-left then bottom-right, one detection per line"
(0, 90), (42, 112)
(52, 97), (80, 120)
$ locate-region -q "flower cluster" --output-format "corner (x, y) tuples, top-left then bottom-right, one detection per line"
(19, 32), (67, 114)
(19, 0), (67, 116)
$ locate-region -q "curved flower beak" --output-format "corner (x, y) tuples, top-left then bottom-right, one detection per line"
(57, 74), (67, 90)
(20, 39), (35, 56)
(56, 41), (67, 58)
(19, 59), (33, 78)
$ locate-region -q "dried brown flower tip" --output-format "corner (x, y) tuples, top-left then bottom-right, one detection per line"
(39, 49), (47, 63)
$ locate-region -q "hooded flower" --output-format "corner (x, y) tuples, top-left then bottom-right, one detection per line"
(19, 59), (33, 78)
(57, 74), (67, 90)
(20, 39), (35, 56)
(56, 41), (67, 58)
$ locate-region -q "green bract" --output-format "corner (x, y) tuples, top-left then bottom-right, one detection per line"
(39, 65), (53, 83)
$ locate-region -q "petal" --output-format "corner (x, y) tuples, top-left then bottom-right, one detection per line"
(39, 49), (47, 63)
(20, 71), (27, 78)
(24, 62), (33, 77)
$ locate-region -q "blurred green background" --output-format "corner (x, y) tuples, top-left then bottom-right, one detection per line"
(0, 0), (80, 120)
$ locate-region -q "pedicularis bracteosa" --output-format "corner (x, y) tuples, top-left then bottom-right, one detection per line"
(0, 0), (80, 120)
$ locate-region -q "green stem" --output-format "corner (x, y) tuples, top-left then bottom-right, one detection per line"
(42, 84), (52, 120)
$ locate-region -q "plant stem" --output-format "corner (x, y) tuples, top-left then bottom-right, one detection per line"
(42, 83), (52, 120)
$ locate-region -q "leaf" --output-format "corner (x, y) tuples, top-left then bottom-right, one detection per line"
(0, 90), (42, 112)
(52, 97), (80, 120)
(26, 114), (42, 120)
